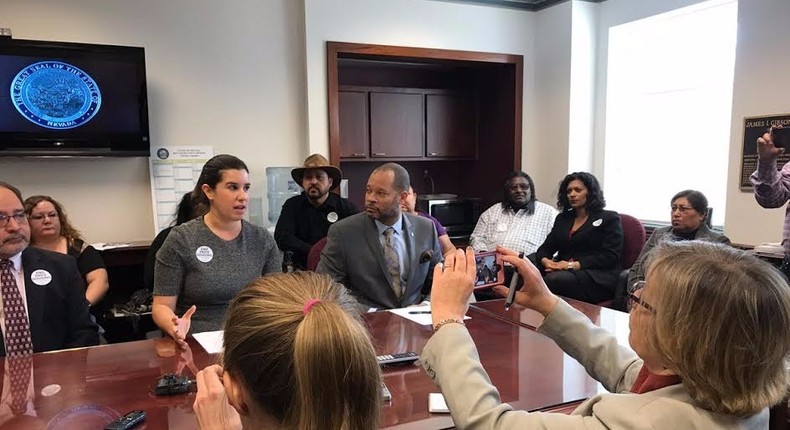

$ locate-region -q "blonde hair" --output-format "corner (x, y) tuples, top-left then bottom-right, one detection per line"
(645, 241), (790, 416)
(221, 272), (381, 429)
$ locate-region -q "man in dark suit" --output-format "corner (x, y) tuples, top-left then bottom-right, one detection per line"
(0, 182), (98, 356)
(317, 163), (443, 310)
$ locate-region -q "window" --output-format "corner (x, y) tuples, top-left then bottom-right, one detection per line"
(603, 0), (738, 226)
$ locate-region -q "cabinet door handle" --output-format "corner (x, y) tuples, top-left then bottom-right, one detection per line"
(352, 153), (365, 157)
(373, 152), (387, 156)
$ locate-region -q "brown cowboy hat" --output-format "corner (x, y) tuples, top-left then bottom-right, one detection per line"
(291, 154), (342, 190)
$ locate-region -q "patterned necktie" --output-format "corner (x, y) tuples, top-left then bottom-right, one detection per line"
(382, 228), (402, 298)
(0, 259), (32, 415)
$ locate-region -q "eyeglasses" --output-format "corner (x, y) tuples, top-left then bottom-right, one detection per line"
(28, 212), (58, 222)
(628, 281), (655, 313)
(670, 205), (695, 214)
(0, 210), (28, 228)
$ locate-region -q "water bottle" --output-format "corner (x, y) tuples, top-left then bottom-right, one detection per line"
(266, 166), (302, 224)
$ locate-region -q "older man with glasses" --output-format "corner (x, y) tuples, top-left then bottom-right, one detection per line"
(0, 181), (97, 357)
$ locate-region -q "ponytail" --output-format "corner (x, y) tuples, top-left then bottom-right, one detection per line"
(221, 272), (380, 429)
(293, 300), (380, 429)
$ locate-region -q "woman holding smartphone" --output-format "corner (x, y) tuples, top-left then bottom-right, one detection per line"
(152, 154), (282, 345)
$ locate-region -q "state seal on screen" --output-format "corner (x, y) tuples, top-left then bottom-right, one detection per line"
(10, 61), (101, 130)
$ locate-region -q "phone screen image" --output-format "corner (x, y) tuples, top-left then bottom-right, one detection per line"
(474, 252), (504, 289)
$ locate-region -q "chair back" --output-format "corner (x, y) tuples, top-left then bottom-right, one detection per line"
(599, 213), (646, 310)
(619, 213), (646, 269)
(307, 236), (328, 271)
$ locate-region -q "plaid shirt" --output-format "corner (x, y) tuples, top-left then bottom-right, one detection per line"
(750, 159), (790, 257)
(470, 202), (558, 255)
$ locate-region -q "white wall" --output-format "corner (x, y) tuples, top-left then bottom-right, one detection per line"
(531, 2), (573, 201)
(725, 0), (790, 245)
(568, 1), (597, 173)
(593, 0), (790, 245)
(302, 0), (540, 195)
(0, 0), (307, 241)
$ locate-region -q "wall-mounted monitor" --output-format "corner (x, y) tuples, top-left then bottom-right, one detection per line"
(0, 37), (149, 157)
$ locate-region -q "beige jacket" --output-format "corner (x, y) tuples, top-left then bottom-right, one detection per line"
(420, 300), (767, 429)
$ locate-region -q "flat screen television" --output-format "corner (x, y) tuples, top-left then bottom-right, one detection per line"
(0, 37), (149, 156)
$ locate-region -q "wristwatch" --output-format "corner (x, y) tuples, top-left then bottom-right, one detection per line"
(567, 262), (574, 270)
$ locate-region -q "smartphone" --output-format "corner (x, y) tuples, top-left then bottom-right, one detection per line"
(771, 127), (790, 149)
(473, 251), (504, 289)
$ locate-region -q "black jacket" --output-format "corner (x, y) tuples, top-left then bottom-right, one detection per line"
(0, 247), (99, 356)
(535, 209), (623, 287)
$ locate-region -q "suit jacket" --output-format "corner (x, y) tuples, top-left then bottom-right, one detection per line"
(0, 247), (99, 356)
(420, 299), (767, 429)
(627, 224), (731, 287)
(316, 212), (443, 309)
(535, 209), (623, 287)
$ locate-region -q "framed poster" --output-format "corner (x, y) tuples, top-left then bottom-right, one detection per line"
(740, 113), (790, 190)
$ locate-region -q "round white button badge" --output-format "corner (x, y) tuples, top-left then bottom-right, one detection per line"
(592, 219), (603, 227)
(41, 384), (61, 397)
(327, 212), (339, 223)
(195, 246), (214, 263)
(30, 269), (52, 286)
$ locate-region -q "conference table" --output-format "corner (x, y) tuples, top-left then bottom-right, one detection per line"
(0, 299), (631, 429)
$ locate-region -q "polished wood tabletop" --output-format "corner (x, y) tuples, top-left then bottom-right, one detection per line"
(0, 300), (621, 430)
(471, 297), (631, 336)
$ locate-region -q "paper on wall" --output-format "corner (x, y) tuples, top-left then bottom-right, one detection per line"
(149, 146), (213, 233)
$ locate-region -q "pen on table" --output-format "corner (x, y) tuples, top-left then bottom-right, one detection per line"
(408, 311), (432, 314)
(505, 252), (525, 311)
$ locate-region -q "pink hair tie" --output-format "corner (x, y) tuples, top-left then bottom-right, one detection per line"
(303, 299), (321, 315)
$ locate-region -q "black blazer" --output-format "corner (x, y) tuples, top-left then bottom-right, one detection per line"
(535, 209), (623, 286)
(0, 247), (99, 356)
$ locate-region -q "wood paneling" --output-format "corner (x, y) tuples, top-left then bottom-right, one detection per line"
(426, 93), (477, 158)
(369, 92), (424, 158)
(338, 91), (369, 158)
(326, 41), (523, 172)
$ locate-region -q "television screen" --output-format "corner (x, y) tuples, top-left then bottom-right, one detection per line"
(0, 38), (149, 156)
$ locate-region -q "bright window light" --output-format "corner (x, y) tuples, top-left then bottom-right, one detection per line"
(603, 0), (738, 226)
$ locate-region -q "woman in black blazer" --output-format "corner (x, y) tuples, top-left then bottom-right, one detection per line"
(535, 172), (623, 303)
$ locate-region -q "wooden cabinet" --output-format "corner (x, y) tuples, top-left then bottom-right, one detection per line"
(338, 87), (477, 161)
(369, 92), (424, 158)
(426, 94), (477, 158)
(338, 91), (368, 158)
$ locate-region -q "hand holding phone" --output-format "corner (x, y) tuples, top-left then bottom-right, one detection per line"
(771, 126), (790, 149)
(473, 252), (504, 289)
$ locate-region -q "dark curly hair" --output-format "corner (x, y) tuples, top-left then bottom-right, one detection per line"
(556, 172), (606, 212)
(502, 171), (537, 215)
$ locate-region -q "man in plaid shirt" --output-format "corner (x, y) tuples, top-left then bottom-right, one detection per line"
(471, 171), (558, 258)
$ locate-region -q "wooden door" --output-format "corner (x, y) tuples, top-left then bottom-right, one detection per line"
(338, 90), (369, 158)
(426, 93), (477, 158)
(369, 92), (424, 158)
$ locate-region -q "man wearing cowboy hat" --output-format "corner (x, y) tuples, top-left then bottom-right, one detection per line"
(274, 154), (358, 269)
